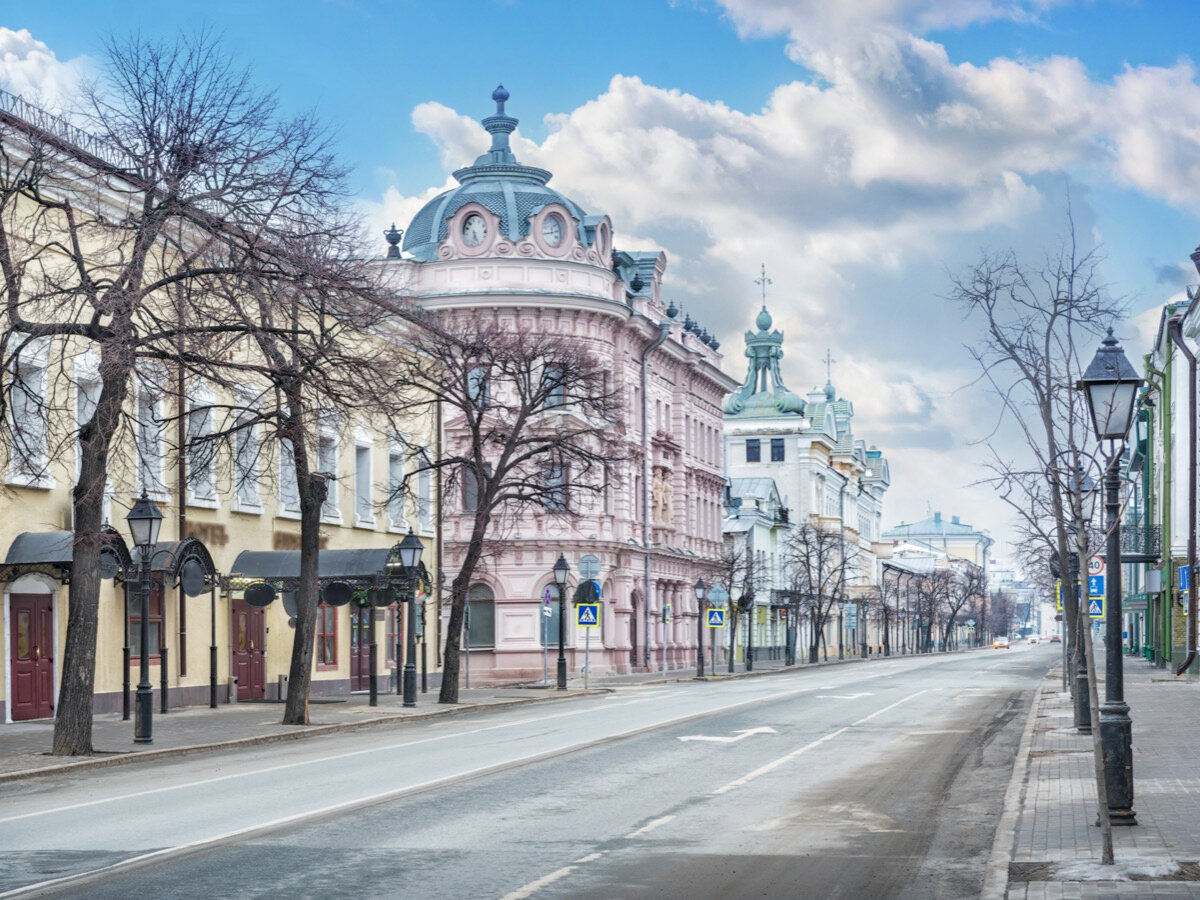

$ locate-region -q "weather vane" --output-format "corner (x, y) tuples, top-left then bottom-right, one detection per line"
(824, 348), (836, 382)
(754, 263), (772, 307)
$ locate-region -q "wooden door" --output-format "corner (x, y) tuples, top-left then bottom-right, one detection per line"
(350, 605), (371, 691)
(10, 593), (54, 720)
(231, 599), (265, 700)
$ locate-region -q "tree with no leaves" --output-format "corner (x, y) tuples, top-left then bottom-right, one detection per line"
(784, 522), (857, 664)
(0, 31), (364, 751)
(381, 309), (625, 704)
(950, 216), (1125, 861)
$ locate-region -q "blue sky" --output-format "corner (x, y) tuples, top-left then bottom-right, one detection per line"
(4, 0), (1199, 565)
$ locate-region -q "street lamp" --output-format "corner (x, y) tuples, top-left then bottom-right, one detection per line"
(694, 578), (706, 677)
(126, 493), (162, 744)
(1078, 327), (1142, 826)
(398, 529), (424, 708)
(837, 597), (846, 660)
(554, 554), (570, 690)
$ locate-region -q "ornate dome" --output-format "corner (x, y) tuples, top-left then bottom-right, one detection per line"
(403, 86), (591, 261)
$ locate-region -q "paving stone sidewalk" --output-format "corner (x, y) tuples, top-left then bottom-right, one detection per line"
(998, 658), (1200, 898)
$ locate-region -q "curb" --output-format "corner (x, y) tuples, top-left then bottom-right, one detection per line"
(980, 667), (1052, 899)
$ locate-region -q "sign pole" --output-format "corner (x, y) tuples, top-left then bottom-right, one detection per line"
(585, 625), (590, 691)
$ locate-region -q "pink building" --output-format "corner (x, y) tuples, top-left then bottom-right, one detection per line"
(386, 87), (736, 679)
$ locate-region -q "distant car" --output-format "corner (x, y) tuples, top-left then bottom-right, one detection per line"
(992, 636), (1010, 649)
(1028, 635), (1039, 644)
(1049, 634), (1061, 643)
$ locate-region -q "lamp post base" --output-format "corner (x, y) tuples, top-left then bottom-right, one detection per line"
(1099, 700), (1137, 825)
(1075, 661), (1092, 734)
(134, 685), (153, 744)
(402, 663), (417, 708)
(556, 656), (567, 691)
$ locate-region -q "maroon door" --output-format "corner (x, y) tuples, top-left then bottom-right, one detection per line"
(231, 599), (265, 700)
(350, 605), (371, 691)
(10, 593), (54, 720)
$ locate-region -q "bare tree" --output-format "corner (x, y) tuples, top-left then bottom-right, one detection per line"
(943, 566), (987, 650)
(382, 309), (625, 703)
(784, 523), (856, 664)
(713, 533), (765, 672)
(0, 31), (363, 751)
(950, 215), (1125, 861)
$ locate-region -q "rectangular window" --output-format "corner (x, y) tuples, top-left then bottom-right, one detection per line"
(186, 401), (216, 501)
(745, 439), (761, 463)
(355, 443), (373, 526)
(316, 602), (337, 668)
(318, 429), (339, 520)
(234, 414), (260, 509)
(463, 464), (482, 512)
(771, 438), (785, 462)
(136, 391), (166, 495)
(128, 579), (164, 661)
(467, 365), (489, 409)
(543, 464), (567, 510)
(279, 439), (300, 515)
(467, 600), (495, 647)
(417, 459), (433, 531)
(542, 363), (565, 408)
(387, 447), (406, 530)
(9, 349), (48, 482)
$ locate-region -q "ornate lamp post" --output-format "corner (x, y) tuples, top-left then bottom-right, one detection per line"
(126, 493), (163, 744)
(694, 578), (706, 677)
(1078, 327), (1143, 826)
(399, 530), (424, 708)
(554, 554), (570, 690)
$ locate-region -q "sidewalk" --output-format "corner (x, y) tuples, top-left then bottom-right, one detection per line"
(993, 659), (1200, 898)
(0, 653), (803, 782)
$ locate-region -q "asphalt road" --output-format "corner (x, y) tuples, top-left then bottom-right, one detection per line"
(0, 645), (1055, 899)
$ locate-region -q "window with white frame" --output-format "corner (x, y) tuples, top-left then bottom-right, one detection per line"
(318, 424), (339, 521)
(467, 365), (489, 409)
(387, 441), (406, 531)
(233, 407), (261, 510)
(8, 337), (50, 485)
(135, 388), (167, 496)
(74, 375), (101, 478)
(416, 450), (433, 532)
(542, 363), (565, 408)
(279, 438), (300, 516)
(543, 463), (567, 511)
(185, 386), (216, 504)
(354, 433), (373, 527)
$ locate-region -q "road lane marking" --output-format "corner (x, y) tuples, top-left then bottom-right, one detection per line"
(625, 815), (675, 838)
(500, 864), (579, 900)
(0, 683), (823, 826)
(678, 726), (777, 743)
(710, 689), (928, 796)
(816, 693), (873, 700)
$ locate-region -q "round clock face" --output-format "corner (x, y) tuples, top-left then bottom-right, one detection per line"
(541, 213), (564, 247)
(462, 213), (487, 247)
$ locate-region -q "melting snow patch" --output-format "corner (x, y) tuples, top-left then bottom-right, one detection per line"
(1053, 858), (1182, 881)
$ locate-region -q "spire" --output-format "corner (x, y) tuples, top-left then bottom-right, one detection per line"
(722, 278), (804, 417)
(477, 84), (519, 166)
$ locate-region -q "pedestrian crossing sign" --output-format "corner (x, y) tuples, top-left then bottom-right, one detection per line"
(707, 608), (726, 628)
(1088, 597), (1104, 619)
(576, 603), (600, 627)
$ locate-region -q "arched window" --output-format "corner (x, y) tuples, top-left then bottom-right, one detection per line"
(466, 583), (496, 647)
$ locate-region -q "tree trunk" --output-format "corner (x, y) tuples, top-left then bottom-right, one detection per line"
(282, 443), (326, 725)
(52, 352), (129, 756)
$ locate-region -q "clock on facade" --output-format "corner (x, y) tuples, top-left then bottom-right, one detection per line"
(462, 213), (487, 247)
(541, 213), (564, 247)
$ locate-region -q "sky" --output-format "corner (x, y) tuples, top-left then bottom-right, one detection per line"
(3, 0), (1199, 572)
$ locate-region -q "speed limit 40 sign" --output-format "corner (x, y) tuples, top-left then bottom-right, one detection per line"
(1088, 556), (1106, 578)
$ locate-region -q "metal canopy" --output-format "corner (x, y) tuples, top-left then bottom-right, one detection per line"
(142, 537), (219, 596)
(1, 527), (132, 583)
(227, 544), (430, 591)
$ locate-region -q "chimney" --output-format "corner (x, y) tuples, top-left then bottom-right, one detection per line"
(952, 515), (960, 525)
(933, 511), (941, 524)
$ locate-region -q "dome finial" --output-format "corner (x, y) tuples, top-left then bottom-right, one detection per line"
(384, 223), (403, 259)
(492, 84), (509, 115)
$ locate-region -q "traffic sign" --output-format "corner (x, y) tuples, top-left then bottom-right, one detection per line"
(576, 603), (600, 627)
(1088, 575), (1105, 598)
(543, 587), (553, 602)
(707, 608), (726, 628)
(1180, 564), (1191, 593)
(662, 604), (671, 624)
(578, 554), (602, 581)
(1088, 556), (1106, 578)
(1088, 597), (1104, 618)
(1055, 581), (1062, 611)
(542, 605), (552, 619)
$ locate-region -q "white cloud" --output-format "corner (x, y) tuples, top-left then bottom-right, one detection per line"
(0, 28), (88, 114)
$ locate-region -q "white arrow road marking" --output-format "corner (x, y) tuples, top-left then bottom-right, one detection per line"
(678, 726), (778, 743)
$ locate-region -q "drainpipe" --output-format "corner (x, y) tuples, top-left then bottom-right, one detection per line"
(1168, 317), (1197, 675)
(641, 320), (672, 670)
